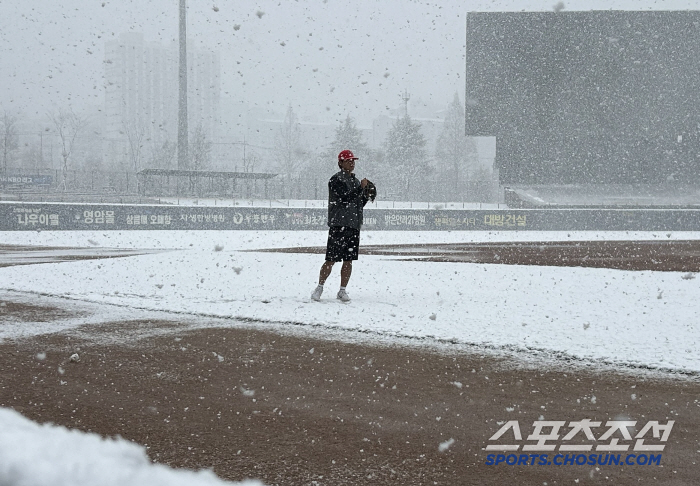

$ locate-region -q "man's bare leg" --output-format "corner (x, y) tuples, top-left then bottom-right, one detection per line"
(340, 260), (352, 287)
(319, 261), (335, 285)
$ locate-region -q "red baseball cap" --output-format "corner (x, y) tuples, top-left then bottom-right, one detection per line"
(338, 149), (359, 161)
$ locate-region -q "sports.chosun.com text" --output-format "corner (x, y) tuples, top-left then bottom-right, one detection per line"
(485, 453), (662, 466)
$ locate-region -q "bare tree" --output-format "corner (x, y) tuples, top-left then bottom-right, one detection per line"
(150, 140), (177, 169)
(190, 124), (212, 171)
(1, 111), (19, 175)
(49, 108), (87, 191)
(243, 150), (260, 173)
(123, 117), (146, 173)
(21, 142), (43, 172)
(274, 105), (306, 175)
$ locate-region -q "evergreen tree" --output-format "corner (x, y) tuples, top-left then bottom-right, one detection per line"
(383, 114), (431, 198)
(313, 115), (373, 186)
(320, 115), (372, 176)
(325, 115), (369, 159)
(435, 92), (477, 200)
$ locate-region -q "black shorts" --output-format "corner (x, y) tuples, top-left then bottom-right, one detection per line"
(325, 226), (360, 262)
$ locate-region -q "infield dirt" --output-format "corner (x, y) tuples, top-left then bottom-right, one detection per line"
(1, 314), (698, 485)
(1, 241), (699, 485)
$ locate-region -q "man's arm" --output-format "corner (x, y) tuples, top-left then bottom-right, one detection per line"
(329, 176), (364, 204)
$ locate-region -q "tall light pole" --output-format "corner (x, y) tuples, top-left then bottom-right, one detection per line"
(178, 0), (189, 169)
(402, 89), (410, 117)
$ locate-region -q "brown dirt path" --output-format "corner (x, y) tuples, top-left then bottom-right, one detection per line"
(1, 318), (698, 486)
(259, 240), (700, 272)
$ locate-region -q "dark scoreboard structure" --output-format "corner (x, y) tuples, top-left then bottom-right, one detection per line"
(465, 11), (700, 185)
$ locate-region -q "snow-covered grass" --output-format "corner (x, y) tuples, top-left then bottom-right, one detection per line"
(1, 229), (699, 486)
(1, 230), (699, 374)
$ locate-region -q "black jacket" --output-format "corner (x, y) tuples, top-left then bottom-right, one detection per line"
(327, 170), (369, 229)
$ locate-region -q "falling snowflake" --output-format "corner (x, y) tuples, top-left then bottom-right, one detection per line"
(439, 438), (455, 452)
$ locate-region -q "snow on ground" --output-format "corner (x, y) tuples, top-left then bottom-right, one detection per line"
(1, 230), (699, 374)
(1, 229), (699, 486)
(0, 408), (263, 486)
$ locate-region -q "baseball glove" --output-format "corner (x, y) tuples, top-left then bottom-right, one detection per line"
(364, 180), (377, 202)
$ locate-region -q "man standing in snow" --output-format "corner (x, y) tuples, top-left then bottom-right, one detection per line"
(311, 149), (372, 302)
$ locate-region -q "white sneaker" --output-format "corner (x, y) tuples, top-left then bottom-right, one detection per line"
(336, 289), (350, 302)
(311, 285), (323, 301)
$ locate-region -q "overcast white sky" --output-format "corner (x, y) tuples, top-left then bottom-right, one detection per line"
(0, 0), (697, 126)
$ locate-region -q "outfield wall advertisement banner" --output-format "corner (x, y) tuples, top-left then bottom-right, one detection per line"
(0, 175), (53, 186)
(3, 203), (700, 231)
